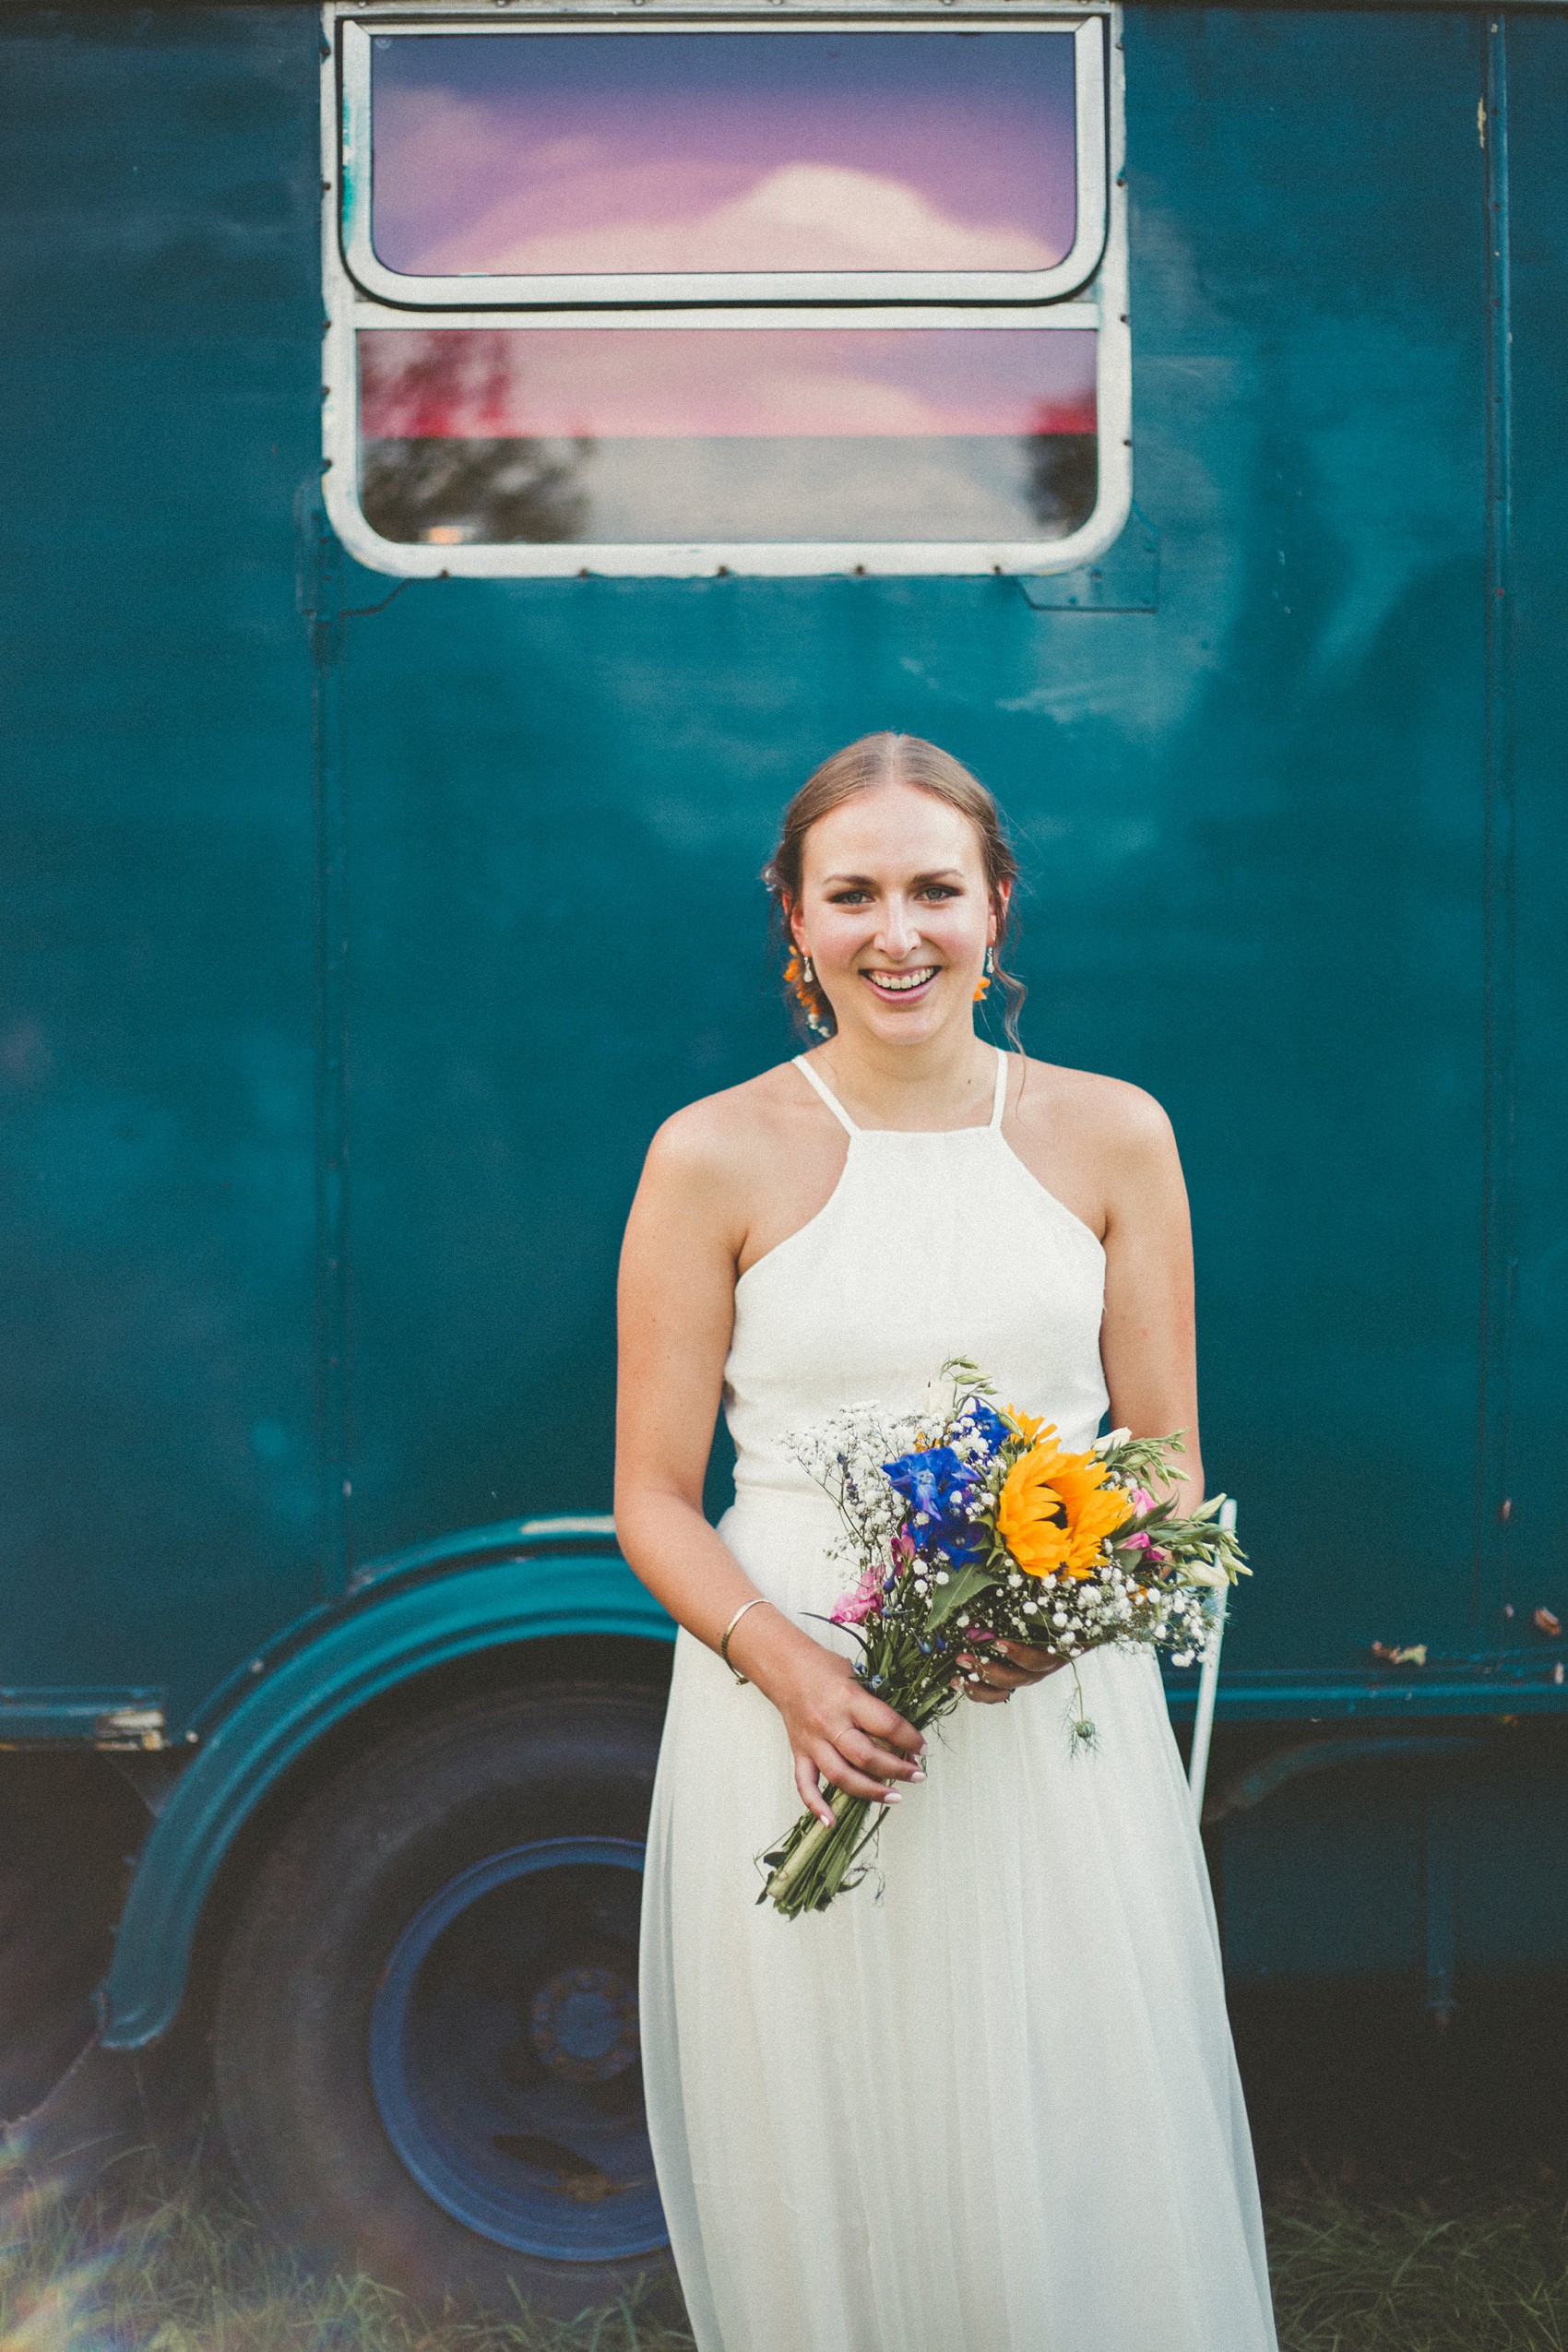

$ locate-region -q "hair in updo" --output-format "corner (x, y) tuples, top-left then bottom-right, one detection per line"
(762, 731), (1026, 1048)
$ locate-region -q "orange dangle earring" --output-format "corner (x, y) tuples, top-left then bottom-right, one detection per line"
(786, 949), (831, 1037)
(974, 945), (995, 1004)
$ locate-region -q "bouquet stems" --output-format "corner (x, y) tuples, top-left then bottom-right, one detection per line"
(760, 1786), (881, 1918)
(761, 1679), (956, 1918)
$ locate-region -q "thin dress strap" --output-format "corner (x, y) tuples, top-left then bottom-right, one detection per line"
(792, 1054), (859, 1136)
(990, 1044), (1011, 1131)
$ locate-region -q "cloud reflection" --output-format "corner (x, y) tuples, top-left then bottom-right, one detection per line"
(368, 32), (1079, 279)
(410, 162), (1059, 278)
(359, 329), (1098, 442)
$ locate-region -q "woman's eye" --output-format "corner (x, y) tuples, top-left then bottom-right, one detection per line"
(919, 885), (959, 901)
(828, 890), (871, 906)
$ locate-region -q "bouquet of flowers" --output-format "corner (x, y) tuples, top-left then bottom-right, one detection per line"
(759, 1359), (1248, 1919)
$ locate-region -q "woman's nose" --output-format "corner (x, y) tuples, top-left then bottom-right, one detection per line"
(876, 900), (920, 957)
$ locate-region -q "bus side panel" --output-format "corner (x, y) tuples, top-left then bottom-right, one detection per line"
(0, 8), (323, 1715)
(1128, 7), (1492, 1670)
(1502, 15), (1568, 1645)
(339, 10), (1493, 1685)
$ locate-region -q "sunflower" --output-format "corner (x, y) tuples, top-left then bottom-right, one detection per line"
(996, 1429), (1133, 1580)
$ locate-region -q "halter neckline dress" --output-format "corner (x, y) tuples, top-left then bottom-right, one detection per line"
(639, 1046), (1277, 2352)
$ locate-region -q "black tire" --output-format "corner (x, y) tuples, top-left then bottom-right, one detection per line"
(214, 1683), (673, 2317)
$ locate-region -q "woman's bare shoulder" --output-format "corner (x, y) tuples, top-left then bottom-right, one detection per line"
(641, 1062), (816, 1189)
(1015, 1056), (1178, 1161)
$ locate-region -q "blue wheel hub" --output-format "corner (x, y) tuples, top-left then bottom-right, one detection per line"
(530, 1964), (640, 2084)
(369, 1836), (667, 2261)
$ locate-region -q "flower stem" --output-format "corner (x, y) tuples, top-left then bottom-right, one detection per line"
(761, 1788), (879, 1918)
(758, 1675), (957, 1918)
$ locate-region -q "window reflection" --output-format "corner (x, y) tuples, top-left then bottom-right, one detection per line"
(358, 328), (1097, 546)
(369, 32), (1077, 279)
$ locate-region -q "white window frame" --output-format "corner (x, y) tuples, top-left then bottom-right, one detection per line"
(320, 0), (1130, 582)
(340, 16), (1107, 311)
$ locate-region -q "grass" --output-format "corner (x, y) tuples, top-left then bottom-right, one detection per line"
(1265, 2175), (1568, 2352)
(0, 2138), (695, 2352)
(4, 2128), (1566, 2352)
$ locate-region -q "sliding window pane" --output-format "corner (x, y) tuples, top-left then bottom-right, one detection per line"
(370, 32), (1077, 279)
(357, 327), (1097, 546)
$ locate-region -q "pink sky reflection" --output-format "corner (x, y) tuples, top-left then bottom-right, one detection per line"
(359, 329), (1098, 440)
(370, 33), (1077, 277)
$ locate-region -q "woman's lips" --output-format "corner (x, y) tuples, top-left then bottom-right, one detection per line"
(861, 964), (940, 1001)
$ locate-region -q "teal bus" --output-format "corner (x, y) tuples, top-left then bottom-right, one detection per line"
(2, 0), (1564, 2310)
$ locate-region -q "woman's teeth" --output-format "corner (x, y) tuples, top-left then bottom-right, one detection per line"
(864, 967), (938, 994)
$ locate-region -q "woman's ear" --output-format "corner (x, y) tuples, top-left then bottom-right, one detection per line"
(989, 881), (1012, 945)
(785, 894), (808, 952)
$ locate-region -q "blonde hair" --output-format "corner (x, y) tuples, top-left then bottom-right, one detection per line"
(763, 731), (1026, 1046)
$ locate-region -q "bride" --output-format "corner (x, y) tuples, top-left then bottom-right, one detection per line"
(614, 732), (1277, 2352)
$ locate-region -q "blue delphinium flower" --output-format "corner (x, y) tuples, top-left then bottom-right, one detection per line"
(882, 1445), (985, 1566)
(956, 1399), (1012, 1458)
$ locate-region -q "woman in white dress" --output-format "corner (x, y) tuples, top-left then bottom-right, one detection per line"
(614, 732), (1277, 2352)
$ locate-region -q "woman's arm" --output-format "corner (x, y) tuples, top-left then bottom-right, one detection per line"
(965, 1079), (1203, 1706)
(1099, 1091), (1205, 1516)
(613, 1106), (926, 1825)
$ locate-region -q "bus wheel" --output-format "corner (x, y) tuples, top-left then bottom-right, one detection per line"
(213, 1683), (672, 2317)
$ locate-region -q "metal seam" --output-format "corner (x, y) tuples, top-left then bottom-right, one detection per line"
(307, 499), (353, 1598)
(1476, 12), (1515, 1641)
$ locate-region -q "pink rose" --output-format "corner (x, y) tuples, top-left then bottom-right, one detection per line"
(831, 1563), (885, 1627)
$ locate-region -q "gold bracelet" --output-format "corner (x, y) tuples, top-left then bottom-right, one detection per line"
(719, 1597), (770, 1685)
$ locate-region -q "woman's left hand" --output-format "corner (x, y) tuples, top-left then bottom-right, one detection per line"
(955, 1638), (1066, 1704)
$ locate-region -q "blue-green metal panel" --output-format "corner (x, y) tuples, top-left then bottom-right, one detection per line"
(1455, 1770), (1568, 1972)
(1495, 17), (1568, 1651)
(337, 8), (1505, 1687)
(1124, 7), (1491, 1676)
(0, 5), (1563, 1763)
(98, 1538), (672, 2049)
(1218, 1743), (1568, 1981)
(1165, 1661), (1568, 1721)
(0, 7), (324, 1717)
(1222, 1776), (1430, 1979)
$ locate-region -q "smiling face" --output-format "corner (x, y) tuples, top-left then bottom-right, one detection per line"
(789, 779), (1001, 1047)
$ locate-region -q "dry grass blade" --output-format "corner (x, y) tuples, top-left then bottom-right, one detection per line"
(1268, 2190), (1568, 2352)
(0, 2143), (695, 2352)
(7, 2132), (1568, 2352)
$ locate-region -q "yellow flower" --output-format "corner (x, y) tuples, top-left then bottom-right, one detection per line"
(1004, 1404), (1048, 1443)
(996, 1431), (1133, 1580)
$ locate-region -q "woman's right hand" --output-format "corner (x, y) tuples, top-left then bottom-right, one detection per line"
(742, 1623), (927, 1826)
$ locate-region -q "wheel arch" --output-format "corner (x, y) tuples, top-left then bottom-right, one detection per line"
(101, 1531), (673, 2050)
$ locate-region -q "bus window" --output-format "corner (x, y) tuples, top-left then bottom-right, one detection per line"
(344, 23), (1102, 307)
(356, 326), (1097, 549)
(325, 7), (1126, 579)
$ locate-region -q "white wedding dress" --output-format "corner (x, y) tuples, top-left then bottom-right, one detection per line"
(639, 1047), (1277, 2352)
